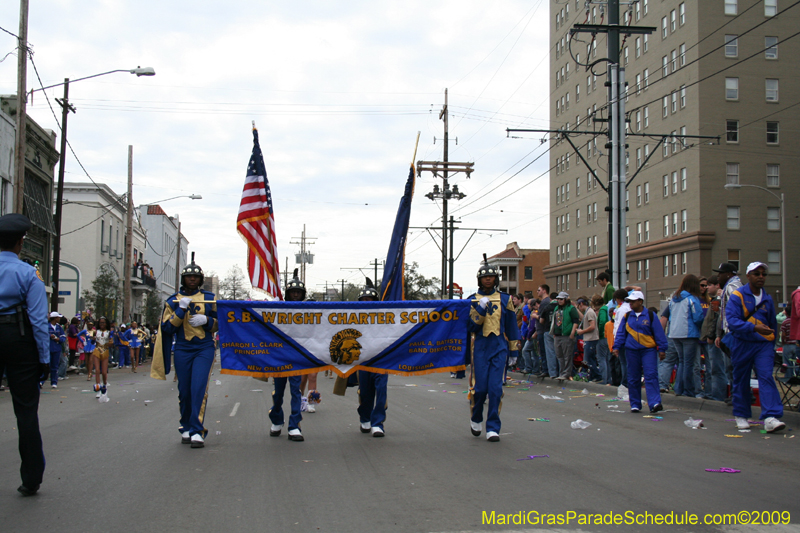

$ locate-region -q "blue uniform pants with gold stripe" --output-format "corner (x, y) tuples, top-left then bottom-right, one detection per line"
(357, 371), (388, 429)
(471, 334), (506, 433)
(626, 347), (661, 410)
(269, 376), (302, 430)
(174, 342), (215, 437)
(729, 338), (783, 419)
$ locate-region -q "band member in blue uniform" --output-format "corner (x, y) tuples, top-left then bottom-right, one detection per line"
(0, 214), (49, 496)
(47, 312), (66, 389)
(724, 262), (786, 433)
(466, 254), (520, 442)
(612, 291), (668, 413)
(161, 253), (218, 448)
(269, 269), (305, 442)
(356, 278), (388, 437)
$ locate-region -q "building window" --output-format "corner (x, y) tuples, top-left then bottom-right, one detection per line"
(626, 226), (630, 246)
(725, 35), (738, 57)
(725, 0), (738, 15)
(767, 121), (779, 144)
(645, 220), (650, 241)
(587, 237), (592, 255)
(670, 9), (676, 31)
(765, 36), (778, 59)
(645, 259), (650, 279)
(566, 182), (570, 200)
(728, 250), (740, 272)
(576, 271), (580, 289)
(577, 208), (581, 227)
(566, 243), (570, 260)
(726, 163), (739, 185)
(636, 184), (642, 206)
(637, 222), (642, 243)
(671, 49), (678, 72)
(663, 175), (669, 197)
(663, 96), (669, 118)
(593, 202), (597, 221)
(637, 260), (642, 280)
(726, 77), (739, 100)
(681, 209), (687, 232)
(679, 168), (686, 191)
(566, 213), (570, 230)
(673, 254), (678, 276)
(766, 79), (779, 102)
(644, 33), (649, 52)
(593, 235), (597, 254)
(577, 240), (581, 258)
(524, 266), (533, 280)
(663, 256), (669, 277)
(767, 164), (780, 188)
(767, 207), (781, 230)
(662, 16), (668, 39)
(100, 220), (106, 253)
(672, 212), (678, 235)
(681, 252), (687, 274)
(680, 85), (686, 108)
(671, 91), (677, 113)
(672, 171), (678, 194)
(644, 182), (650, 203)
(662, 55), (669, 77)
(726, 120), (739, 143)
(765, 0), (777, 16)
(679, 3), (685, 25)
(644, 106), (649, 127)
(727, 206), (740, 230)
(664, 215), (670, 237)
(768, 250), (781, 273)
(556, 186), (560, 204)
(635, 37), (641, 58)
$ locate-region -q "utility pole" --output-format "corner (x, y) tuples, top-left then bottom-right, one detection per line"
(123, 145), (133, 322)
(417, 89), (473, 299)
(337, 279), (347, 301)
(290, 224), (316, 285)
(410, 221), (507, 298)
(13, 0), (29, 214)
(50, 79), (76, 311)
(284, 257), (289, 289)
(174, 218), (182, 293)
(340, 258), (384, 287)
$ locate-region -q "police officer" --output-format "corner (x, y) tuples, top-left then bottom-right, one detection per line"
(0, 214), (49, 495)
(269, 269), (305, 441)
(161, 253), (218, 448)
(355, 278), (388, 437)
(466, 254), (520, 442)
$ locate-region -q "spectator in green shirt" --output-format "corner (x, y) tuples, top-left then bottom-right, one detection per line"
(596, 272), (615, 304)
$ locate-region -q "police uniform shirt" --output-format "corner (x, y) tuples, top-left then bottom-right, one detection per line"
(0, 251), (50, 363)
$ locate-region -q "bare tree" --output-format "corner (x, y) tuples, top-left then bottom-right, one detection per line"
(219, 265), (251, 300)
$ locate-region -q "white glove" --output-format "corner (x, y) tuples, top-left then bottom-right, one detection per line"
(179, 297), (192, 309)
(508, 356), (518, 367)
(188, 314), (208, 327)
(479, 297), (490, 309)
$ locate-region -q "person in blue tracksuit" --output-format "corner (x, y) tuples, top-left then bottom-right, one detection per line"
(116, 324), (131, 368)
(0, 214), (50, 496)
(724, 261), (786, 433)
(356, 278), (388, 437)
(269, 269), (305, 442)
(466, 254), (520, 442)
(47, 312), (66, 389)
(613, 291), (668, 413)
(161, 254), (218, 448)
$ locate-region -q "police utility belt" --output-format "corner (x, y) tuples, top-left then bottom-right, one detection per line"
(0, 303), (30, 336)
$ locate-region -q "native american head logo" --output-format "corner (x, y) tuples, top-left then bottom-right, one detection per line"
(329, 328), (363, 365)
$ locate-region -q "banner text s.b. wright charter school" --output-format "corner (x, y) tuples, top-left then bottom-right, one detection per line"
(218, 300), (471, 378)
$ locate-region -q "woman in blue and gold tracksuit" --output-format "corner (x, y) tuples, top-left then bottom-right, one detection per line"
(613, 291), (668, 413)
(724, 261), (785, 433)
(161, 256), (218, 448)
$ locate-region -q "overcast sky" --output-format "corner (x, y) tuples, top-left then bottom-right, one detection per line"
(1, 0), (554, 298)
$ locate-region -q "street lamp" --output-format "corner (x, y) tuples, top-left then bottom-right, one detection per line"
(34, 67), (156, 312)
(724, 183), (786, 303)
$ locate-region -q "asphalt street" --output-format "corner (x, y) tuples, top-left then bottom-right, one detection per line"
(1, 358), (799, 533)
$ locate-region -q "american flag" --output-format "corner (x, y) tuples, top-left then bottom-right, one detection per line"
(237, 128), (282, 299)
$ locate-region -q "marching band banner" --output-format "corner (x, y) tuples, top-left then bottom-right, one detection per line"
(218, 300), (471, 378)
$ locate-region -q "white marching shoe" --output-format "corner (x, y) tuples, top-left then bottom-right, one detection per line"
(190, 434), (205, 448)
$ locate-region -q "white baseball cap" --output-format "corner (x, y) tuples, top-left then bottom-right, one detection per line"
(49, 311), (62, 318)
(625, 290), (645, 302)
(746, 261), (768, 275)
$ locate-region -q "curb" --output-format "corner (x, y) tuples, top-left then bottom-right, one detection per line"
(510, 371), (800, 421)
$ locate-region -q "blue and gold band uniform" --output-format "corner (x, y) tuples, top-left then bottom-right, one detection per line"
(723, 283), (782, 420)
(467, 283), (520, 436)
(0, 214), (49, 494)
(613, 309), (668, 411)
(161, 288), (218, 440)
(356, 279), (388, 436)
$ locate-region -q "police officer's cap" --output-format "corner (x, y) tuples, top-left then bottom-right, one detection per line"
(0, 214), (32, 235)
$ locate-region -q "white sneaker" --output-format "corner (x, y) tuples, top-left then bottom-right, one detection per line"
(307, 403), (316, 413)
(486, 431), (500, 442)
(181, 431), (191, 444)
(371, 426), (385, 438)
(269, 424), (283, 437)
(764, 417), (786, 433)
(51, 383), (57, 389)
(300, 397), (308, 412)
(470, 420), (482, 436)
(288, 428), (304, 441)
(96, 390), (101, 399)
(190, 434), (205, 448)
(735, 417), (750, 430)
(360, 422), (371, 433)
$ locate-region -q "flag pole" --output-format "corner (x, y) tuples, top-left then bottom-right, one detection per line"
(252, 120), (256, 131)
(411, 131), (420, 167)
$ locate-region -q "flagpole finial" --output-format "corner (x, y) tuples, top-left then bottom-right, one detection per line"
(252, 120), (257, 131)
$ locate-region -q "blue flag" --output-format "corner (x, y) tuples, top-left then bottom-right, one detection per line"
(379, 165), (415, 301)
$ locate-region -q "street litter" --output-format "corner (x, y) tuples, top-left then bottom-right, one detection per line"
(250, 389), (263, 392)
(705, 468), (740, 473)
(144, 400), (153, 403)
(527, 418), (550, 422)
(571, 419), (592, 429)
(724, 435), (743, 438)
(606, 405), (619, 409)
(215, 380), (222, 385)
(517, 455), (549, 461)
(684, 418), (704, 429)
(582, 389), (589, 395)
